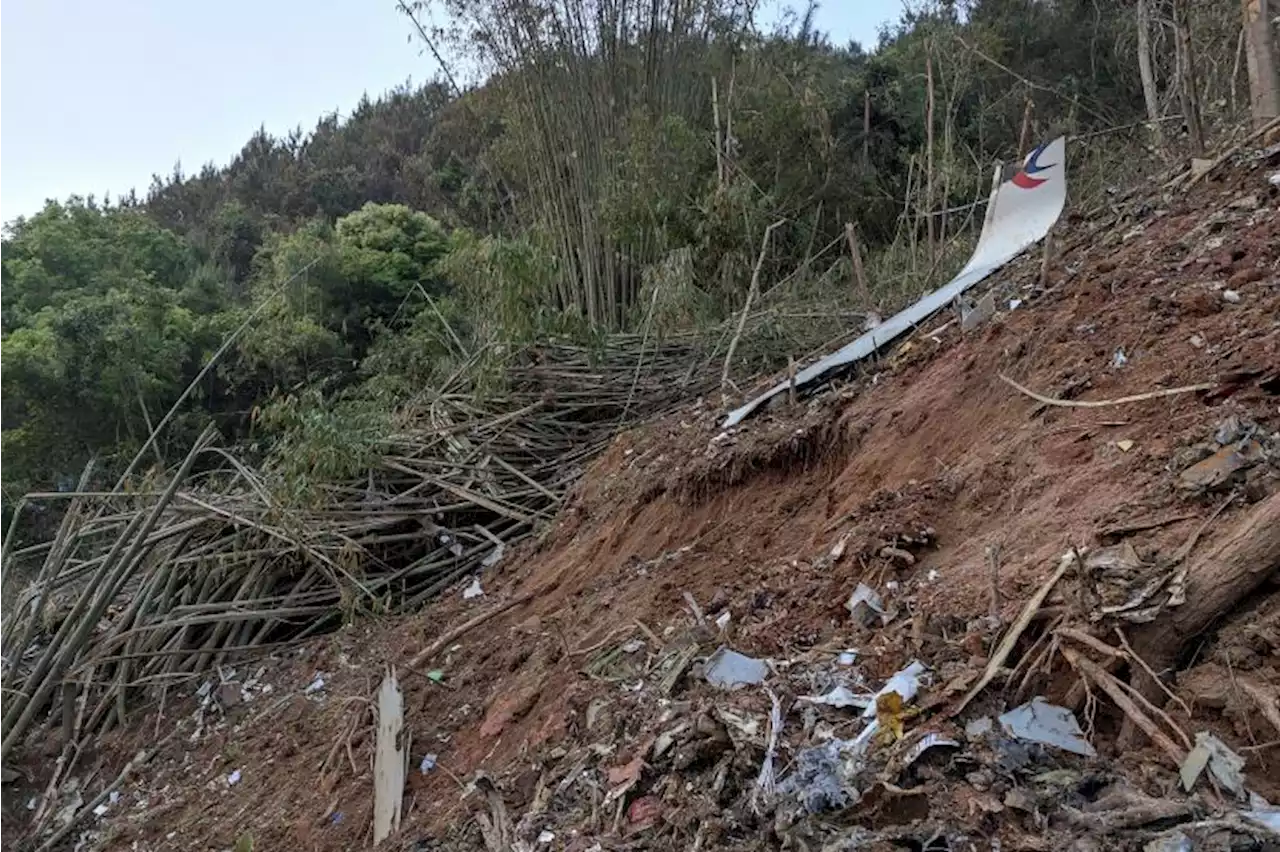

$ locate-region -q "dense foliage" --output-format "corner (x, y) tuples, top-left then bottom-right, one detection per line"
(0, 0), (1248, 514)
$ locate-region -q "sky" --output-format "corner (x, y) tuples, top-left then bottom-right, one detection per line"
(1, 0), (901, 225)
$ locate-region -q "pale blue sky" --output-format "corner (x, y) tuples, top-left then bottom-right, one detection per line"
(1, 0), (899, 225)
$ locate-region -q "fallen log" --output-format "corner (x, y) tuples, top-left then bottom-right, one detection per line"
(1123, 493), (1280, 747)
(1131, 493), (1280, 665)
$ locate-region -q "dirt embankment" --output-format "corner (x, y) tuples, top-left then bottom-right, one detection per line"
(6, 148), (1280, 852)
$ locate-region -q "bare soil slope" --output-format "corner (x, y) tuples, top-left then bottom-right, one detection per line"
(7, 145), (1280, 852)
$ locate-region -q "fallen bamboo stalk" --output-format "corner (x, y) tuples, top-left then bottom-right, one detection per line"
(408, 589), (540, 669)
(999, 374), (1215, 409)
(952, 553), (1071, 715)
(1062, 646), (1185, 766)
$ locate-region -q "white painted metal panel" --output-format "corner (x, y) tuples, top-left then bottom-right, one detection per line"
(722, 136), (1067, 429)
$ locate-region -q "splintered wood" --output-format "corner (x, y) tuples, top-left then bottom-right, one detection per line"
(951, 553), (1071, 715)
(373, 668), (406, 846)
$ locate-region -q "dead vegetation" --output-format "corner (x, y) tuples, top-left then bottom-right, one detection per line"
(3, 119), (1280, 852)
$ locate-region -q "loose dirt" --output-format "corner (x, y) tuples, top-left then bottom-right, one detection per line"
(5, 147), (1279, 852)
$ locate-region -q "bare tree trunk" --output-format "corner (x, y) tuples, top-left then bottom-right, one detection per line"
(845, 223), (871, 309)
(1136, 0), (1164, 146)
(1173, 0), (1206, 154)
(863, 89), (871, 169)
(1243, 0), (1280, 125)
(1017, 97), (1034, 157)
(925, 46), (936, 264)
(712, 76), (725, 189)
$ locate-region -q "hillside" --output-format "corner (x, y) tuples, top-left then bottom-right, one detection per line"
(1, 0), (1248, 514)
(4, 1), (1280, 849)
(5, 127), (1277, 852)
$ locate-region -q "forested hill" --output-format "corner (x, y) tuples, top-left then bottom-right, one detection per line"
(0, 0), (1248, 514)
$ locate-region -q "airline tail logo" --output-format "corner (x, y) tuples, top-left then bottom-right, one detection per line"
(1012, 141), (1055, 189)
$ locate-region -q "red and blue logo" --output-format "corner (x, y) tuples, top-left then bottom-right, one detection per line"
(1012, 140), (1055, 189)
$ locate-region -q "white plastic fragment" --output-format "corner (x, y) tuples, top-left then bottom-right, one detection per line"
(1008, 298), (1023, 310)
(904, 733), (961, 767)
(1222, 289), (1241, 304)
(537, 830), (556, 843)
(462, 576), (484, 600)
(849, 660), (928, 749)
(965, 716), (994, 738)
(1180, 731), (1245, 796)
(837, 651), (858, 666)
(846, 583), (885, 626)
(998, 697), (1096, 757)
(798, 685), (868, 710)
(1242, 791), (1280, 833)
(714, 610), (732, 631)
(305, 674), (326, 695)
(1111, 348), (1128, 368)
(227, 769), (242, 786)
(420, 754), (437, 775)
(704, 647), (769, 690)
(93, 804), (109, 817)
(863, 661), (926, 720)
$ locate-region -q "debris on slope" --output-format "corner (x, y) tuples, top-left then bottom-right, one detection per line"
(4, 140), (1280, 852)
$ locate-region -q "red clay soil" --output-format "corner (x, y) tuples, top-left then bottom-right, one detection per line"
(5, 151), (1279, 852)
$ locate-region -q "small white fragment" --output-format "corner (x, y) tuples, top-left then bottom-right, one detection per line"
(704, 646), (769, 690)
(538, 830), (556, 844)
(462, 576), (484, 600)
(1189, 334), (1206, 349)
(798, 685), (868, 709)
(305, 674), (326, 695)
(903, 733), (960, 766)
(965, 716), (994, 738)
(863, 661), (927, 720)
(419, 754), (437, 774)
(715, 611), (732, 631)
(838, 651), (858, 666)
(999, 697), (1095, 756)
(227, 769), (241, 786)
(846, 583), (886, 626)
(93, 804), (109, 817)
(1008, 298), (1023, 310)
(481, 543), (504, 568)
(1222, 290), (1241, 304)
(926, 569), (940, 582)
(1111, 348), (1128, 368)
